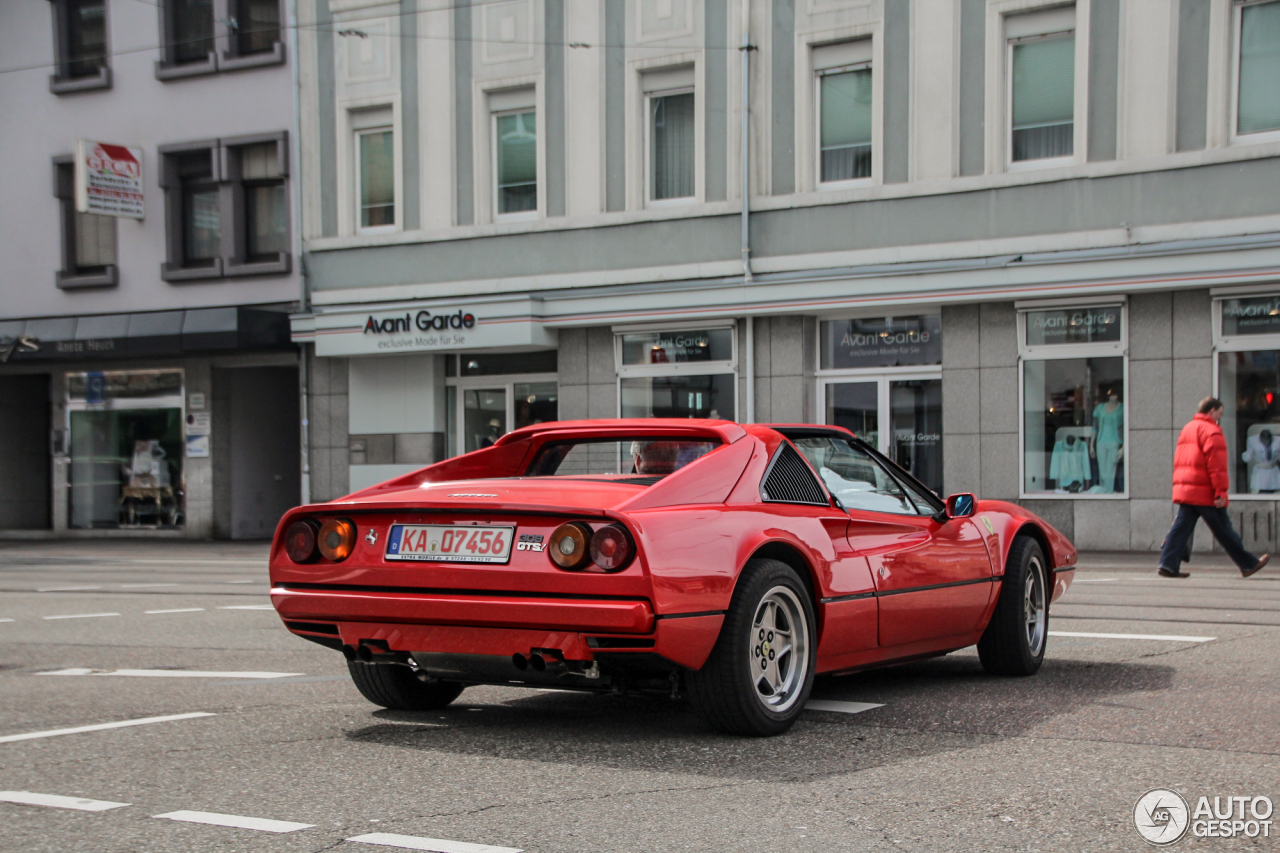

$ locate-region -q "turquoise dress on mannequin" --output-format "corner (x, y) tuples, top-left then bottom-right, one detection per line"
(1092, 401), (1124, 493)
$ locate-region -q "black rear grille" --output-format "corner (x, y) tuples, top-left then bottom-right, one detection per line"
(761, 444), (828, 506)
(284, 621), (340, 635)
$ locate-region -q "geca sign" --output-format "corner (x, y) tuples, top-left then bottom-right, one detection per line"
(75, 139), (144, 219)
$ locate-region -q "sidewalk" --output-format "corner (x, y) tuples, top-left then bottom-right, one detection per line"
(1075, 550), (1262, 574)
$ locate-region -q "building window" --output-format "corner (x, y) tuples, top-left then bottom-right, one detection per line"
(52, 159), (118, 289)
(1006, 7), (1076, 165)
(616, 326), (736, 420)
(357, 127), (395, 231)
(160, 134), (291, 281)
(495, 110), (537, 215)
(67, 370), (186, 530)
(1019, 303), (1127, 497)
(49, 0), (111, 93)
(157, 0), (284, 79)
(1214, 295), (1280, 495)
(813, 39), (873, 185)
(818, 316), (943, 494)
(1237, 0), (1280, 137)
(648, 91), (695, 201)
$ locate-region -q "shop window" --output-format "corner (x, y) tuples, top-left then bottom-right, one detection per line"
(52, 158), (118, 289)
(156, 0), (284, 79)
(1216, 295), (1280, 494)
(159, 134), (291, 281)
(813, 39), (873, 185)
(616, 326), (736, 420)
(818, 316), (943, 495)
(1237, 0), (1280, 137)
(49, 0), (111, 93)
(1019, 303), (1126, 497)
(67, 370), (186, 529)
(643, 66), (696, 204)
(445, 351), (559, 456)
(495, 110), (537, 215)
(1006, 6), (1076, 165)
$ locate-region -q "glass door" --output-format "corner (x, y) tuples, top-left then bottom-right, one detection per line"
(463, 388), (507, 452)
(821, 374), (943, 496)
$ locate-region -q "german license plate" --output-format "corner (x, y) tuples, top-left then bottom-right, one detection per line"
(384, 524), (516, 564)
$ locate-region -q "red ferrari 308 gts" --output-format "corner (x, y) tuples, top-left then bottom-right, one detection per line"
(269, 420), (1076, 736)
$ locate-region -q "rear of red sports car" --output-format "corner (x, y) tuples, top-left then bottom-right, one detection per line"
(268, 421), (742, 697)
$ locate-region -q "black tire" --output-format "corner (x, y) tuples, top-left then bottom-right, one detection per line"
(978, 536), (1049, 676)
(347, 661), (465, 710)
(687, 558), (817, 736)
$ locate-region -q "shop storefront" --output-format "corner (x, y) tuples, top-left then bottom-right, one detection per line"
(1215, 292), (1280, 498)
(0, 306), (298, 538)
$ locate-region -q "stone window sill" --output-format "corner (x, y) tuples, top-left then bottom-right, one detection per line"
(224, 253), (291, 277)
(161, 259), (223, 282)
(49, 67), (112, 94)
(56, 266), (118, 289)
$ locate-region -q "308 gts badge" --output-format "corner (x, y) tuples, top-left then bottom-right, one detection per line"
(516, 534), (545, 552)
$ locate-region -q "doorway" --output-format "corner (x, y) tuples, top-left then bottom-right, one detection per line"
(213, 366), (300, 539)
(821, 373), (943, 495)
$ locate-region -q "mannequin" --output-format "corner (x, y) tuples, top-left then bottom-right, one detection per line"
(1242, 428), (1280, 493)
(1091, 393), (1124, 493)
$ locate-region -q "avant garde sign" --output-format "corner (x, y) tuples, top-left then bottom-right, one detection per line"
(307, 301), (555, 357)
(75, 140), (144, 219)
(364, 310), (476, 335)
(820, 315), (942, 369)
(1024, 306), (1121, 346)
(1221, 296), (1280, 336)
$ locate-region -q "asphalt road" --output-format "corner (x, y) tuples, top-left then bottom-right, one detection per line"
(0, 540), (1276, 852)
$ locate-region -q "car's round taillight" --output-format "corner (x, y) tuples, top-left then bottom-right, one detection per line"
(317, 519), (357, 562)
(284, 520), (318, 563)
(548, 522), (591, 570)
(589, 524), (633, 571)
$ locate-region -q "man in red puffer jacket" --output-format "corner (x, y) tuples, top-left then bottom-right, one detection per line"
(1158, 397), (1270, 578)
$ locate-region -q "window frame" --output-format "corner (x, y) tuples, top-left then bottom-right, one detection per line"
(354, 125), (397, 235)
(48, 0), (113, 93)
(613, 320), (739, 421)
(815, 61), (874, 189)
(1212, 292), (1280, 498)
(51, 155), (118, 289)
(1006, 29), (1077, 171)
(491, 107), (539, 221)
(645, 86), (697, 206)
(158, 133), (292, 281)
(444, 370), (559, 458)
(1231, 0), (1280, 145)
(1017, 298), (1129, 500)
(155, 0), (285, 81)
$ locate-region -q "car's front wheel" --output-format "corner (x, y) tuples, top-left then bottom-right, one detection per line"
(347, 660), (465, 710)
(687, 558), (816, 736)
(977, 535), (1049, 676)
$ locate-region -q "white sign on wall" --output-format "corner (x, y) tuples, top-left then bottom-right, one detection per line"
(75, 139), (144, 219)
(307, 302), (555, 357)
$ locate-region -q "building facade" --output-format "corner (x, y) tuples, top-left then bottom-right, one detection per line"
(291, 0), (1280, 552)
(0, 0), (304, 538)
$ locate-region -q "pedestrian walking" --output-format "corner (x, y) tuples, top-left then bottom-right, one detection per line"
(1158, 397), (1270, 578)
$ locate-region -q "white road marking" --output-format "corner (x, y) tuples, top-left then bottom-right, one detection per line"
(0, 619), (13, 623)
(37, 586), (101, 592)
(1049, 631), (1216, 642)
(805, 700), (885, 715)
(225, 580), (256, 584)
(0, 712), (215, 744)
(121, 583), (180, 588)
(38, 669), (304, 679)
(42, 613), (120, 620)
(1073, 578), (1117, 583)
(145, 608), (205, 614)
(347, 833), (523, 853)
(153, 810), (314, 833)
(0, 791), (130, 812)
(216, 604), (274, 610)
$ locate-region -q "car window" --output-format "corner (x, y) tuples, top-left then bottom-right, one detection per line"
(791, 436), (919, 515)
(526, 438), (719, 478)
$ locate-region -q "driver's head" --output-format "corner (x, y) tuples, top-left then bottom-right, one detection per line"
(632, 440), (682, 475)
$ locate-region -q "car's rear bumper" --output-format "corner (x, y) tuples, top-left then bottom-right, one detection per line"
(270, 586), (723, 670)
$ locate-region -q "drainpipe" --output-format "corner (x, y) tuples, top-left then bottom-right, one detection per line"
(289, 0), (311, 505)
(739, 0), (753, 282)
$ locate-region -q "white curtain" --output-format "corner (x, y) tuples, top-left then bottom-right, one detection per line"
(1011, 35), (1075, 160)
(651, 92), (695, 200)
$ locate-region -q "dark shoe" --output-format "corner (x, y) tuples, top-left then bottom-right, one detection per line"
(1157, 567), (1191, 578)
(1242, 553), (1270, 578)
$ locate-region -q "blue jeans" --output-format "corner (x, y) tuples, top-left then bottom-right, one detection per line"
(1159, 503), (1259, 573)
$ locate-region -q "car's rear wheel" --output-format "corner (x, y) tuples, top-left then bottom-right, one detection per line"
(347, 660), (465, 710)
(977, 535), (1048, 676)
(687, 558), (816, 736)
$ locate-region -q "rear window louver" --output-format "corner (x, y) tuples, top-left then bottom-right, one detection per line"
(761, 443), (829, 506)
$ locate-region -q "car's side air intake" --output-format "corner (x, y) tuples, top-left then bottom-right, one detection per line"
(761, 444), (828, 506)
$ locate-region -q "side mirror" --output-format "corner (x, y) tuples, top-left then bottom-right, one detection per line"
(933, 493), (977, 523)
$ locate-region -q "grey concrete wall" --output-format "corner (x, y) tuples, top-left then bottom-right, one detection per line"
(0, 375), (51, 529)
(309, 156), (1280, 293)
(771, 0), (795, 195)
(556, 327), (618, 421)
(1176, 0), (1211, 152)
(1087, 0), (1120, 162)
(306, 349), (350, 502)
(957, 0), (986, 177)
(751, 316), (816, 423)
(881, 0), (911, 184)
